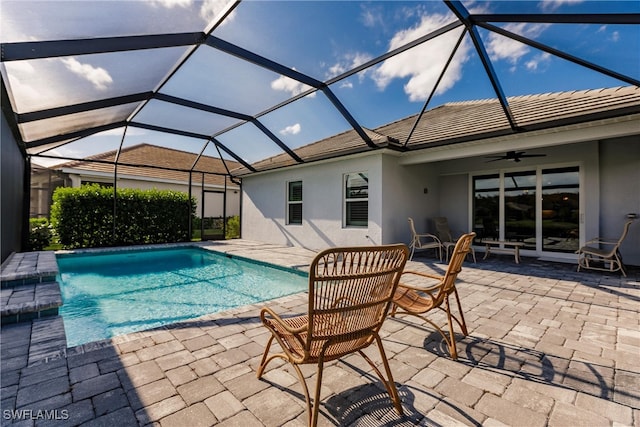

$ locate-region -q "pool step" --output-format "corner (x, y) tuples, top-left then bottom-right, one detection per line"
(1, 281), (63, 324)
(1, 251), (62, 325)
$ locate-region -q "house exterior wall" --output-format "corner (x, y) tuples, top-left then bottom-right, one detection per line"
(598, 136), (640, 265)
(242, 154), (383, 250)
(380, 156), (440, 246)
(1, 113), (25, 262)
(64, 173), (240, 218)
(437, 173), (470, 235)
(241, 132), (639, 266)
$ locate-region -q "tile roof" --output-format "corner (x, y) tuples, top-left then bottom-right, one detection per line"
(55, 143), (240, 187)
(232, 86), (640, 176)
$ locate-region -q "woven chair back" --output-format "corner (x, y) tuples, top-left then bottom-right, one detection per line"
(437, 232), (475, 300)
(306, 244), (408, 358)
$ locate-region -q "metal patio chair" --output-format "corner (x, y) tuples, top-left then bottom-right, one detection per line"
(577, 219), (634, 277)
(257, 244), (409, 426)
(408, 217), (442, 261)
(391, 232), (475, 360)
(434, 216), (476, 263)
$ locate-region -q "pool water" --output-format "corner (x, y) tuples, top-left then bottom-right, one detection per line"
(57, 247), (307, 347)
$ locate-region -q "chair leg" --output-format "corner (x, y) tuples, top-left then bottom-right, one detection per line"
(359, 336), (404, 416)
(310, 354), (326, 427)
(614, 252), (627, 277)
(256, 335), (275, 378)
(444, 298), (458, 360)
(452, 288), (468, 336)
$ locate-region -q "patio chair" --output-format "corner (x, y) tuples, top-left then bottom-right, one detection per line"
(408, 217), (442, 261)
(391, 232), (475, 360)
(576, 219), (634, 277)
(257, 244), (409, 427)
(434, 216), (476, 263)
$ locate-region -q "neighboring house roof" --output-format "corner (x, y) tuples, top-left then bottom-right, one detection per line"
(232, 86), (640, 176)
(55, 144), (241, 187)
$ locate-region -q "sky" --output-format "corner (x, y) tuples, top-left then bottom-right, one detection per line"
(1, 0), (638, 167)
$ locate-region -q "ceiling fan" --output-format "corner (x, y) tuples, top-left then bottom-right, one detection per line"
(485, 150), (547, 163)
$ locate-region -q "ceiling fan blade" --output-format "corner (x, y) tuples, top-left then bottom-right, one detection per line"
(484, 151), (547, 162)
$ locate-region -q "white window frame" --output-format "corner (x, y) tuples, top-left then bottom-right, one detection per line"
(286, 180), (303, 225)
(343, 172), (368, 228)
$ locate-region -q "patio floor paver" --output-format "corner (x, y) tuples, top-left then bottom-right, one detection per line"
(1, 239), (639, 426)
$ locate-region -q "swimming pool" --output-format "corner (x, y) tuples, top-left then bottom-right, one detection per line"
(56, 247), (307, 347)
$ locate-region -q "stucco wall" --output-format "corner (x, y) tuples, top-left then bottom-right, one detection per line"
(241, 136), (638, 266)
(1, 114), (25, 262)
(380, 156), (440, 246)
(599, 136), (640, 266)
(242, 154), (383, 251)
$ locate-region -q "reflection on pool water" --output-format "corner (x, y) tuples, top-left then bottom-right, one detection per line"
(57, 247), (307, 347)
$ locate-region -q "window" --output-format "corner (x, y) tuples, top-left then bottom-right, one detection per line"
(472, 174), (499, 241)
(344, 173), (368, 227)
(287, 180), (302, 225)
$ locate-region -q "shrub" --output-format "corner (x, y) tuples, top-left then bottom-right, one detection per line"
(226, 215), (240, 239)
(27, 218), (53, 251)
(51, 185), (196, 249)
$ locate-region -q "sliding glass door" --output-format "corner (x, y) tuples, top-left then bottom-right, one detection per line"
(504, 171), (537, 250)
(541, 167), (580, 253)
(472, 166), (580, 254)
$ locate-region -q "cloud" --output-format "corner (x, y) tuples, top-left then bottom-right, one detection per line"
(146, 0), (235, 26)
(61, 58), (113, 91)
(147, 0), (191, 7)
(596, 25), (620, 43)
(486, 23), (549, 65)
(4, 62), (42, 103)
(360, 6), (384, 28)
(540, 0), (584, 12)
(280, 123), (301, 136)
(372, 13), (469, 101)
(201, 0), (235, 26)
(271, 73), (315, 97)
(326, 52), (374, 80)
(525, 52), (551, 71)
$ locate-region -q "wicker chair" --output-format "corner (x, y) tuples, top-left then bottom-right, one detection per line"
(577, 219), (634, 277)
(391, 232), (475, 360)
(408, 217), (442, 261)
(257, 244), (409, 426)
(434, 216), (476, 263)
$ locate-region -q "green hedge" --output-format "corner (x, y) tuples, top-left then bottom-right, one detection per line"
(27, 218), (53, 251)
(51, 185), (196, 249)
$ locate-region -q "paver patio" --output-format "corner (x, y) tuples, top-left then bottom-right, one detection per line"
(1, 240), (639, 426)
